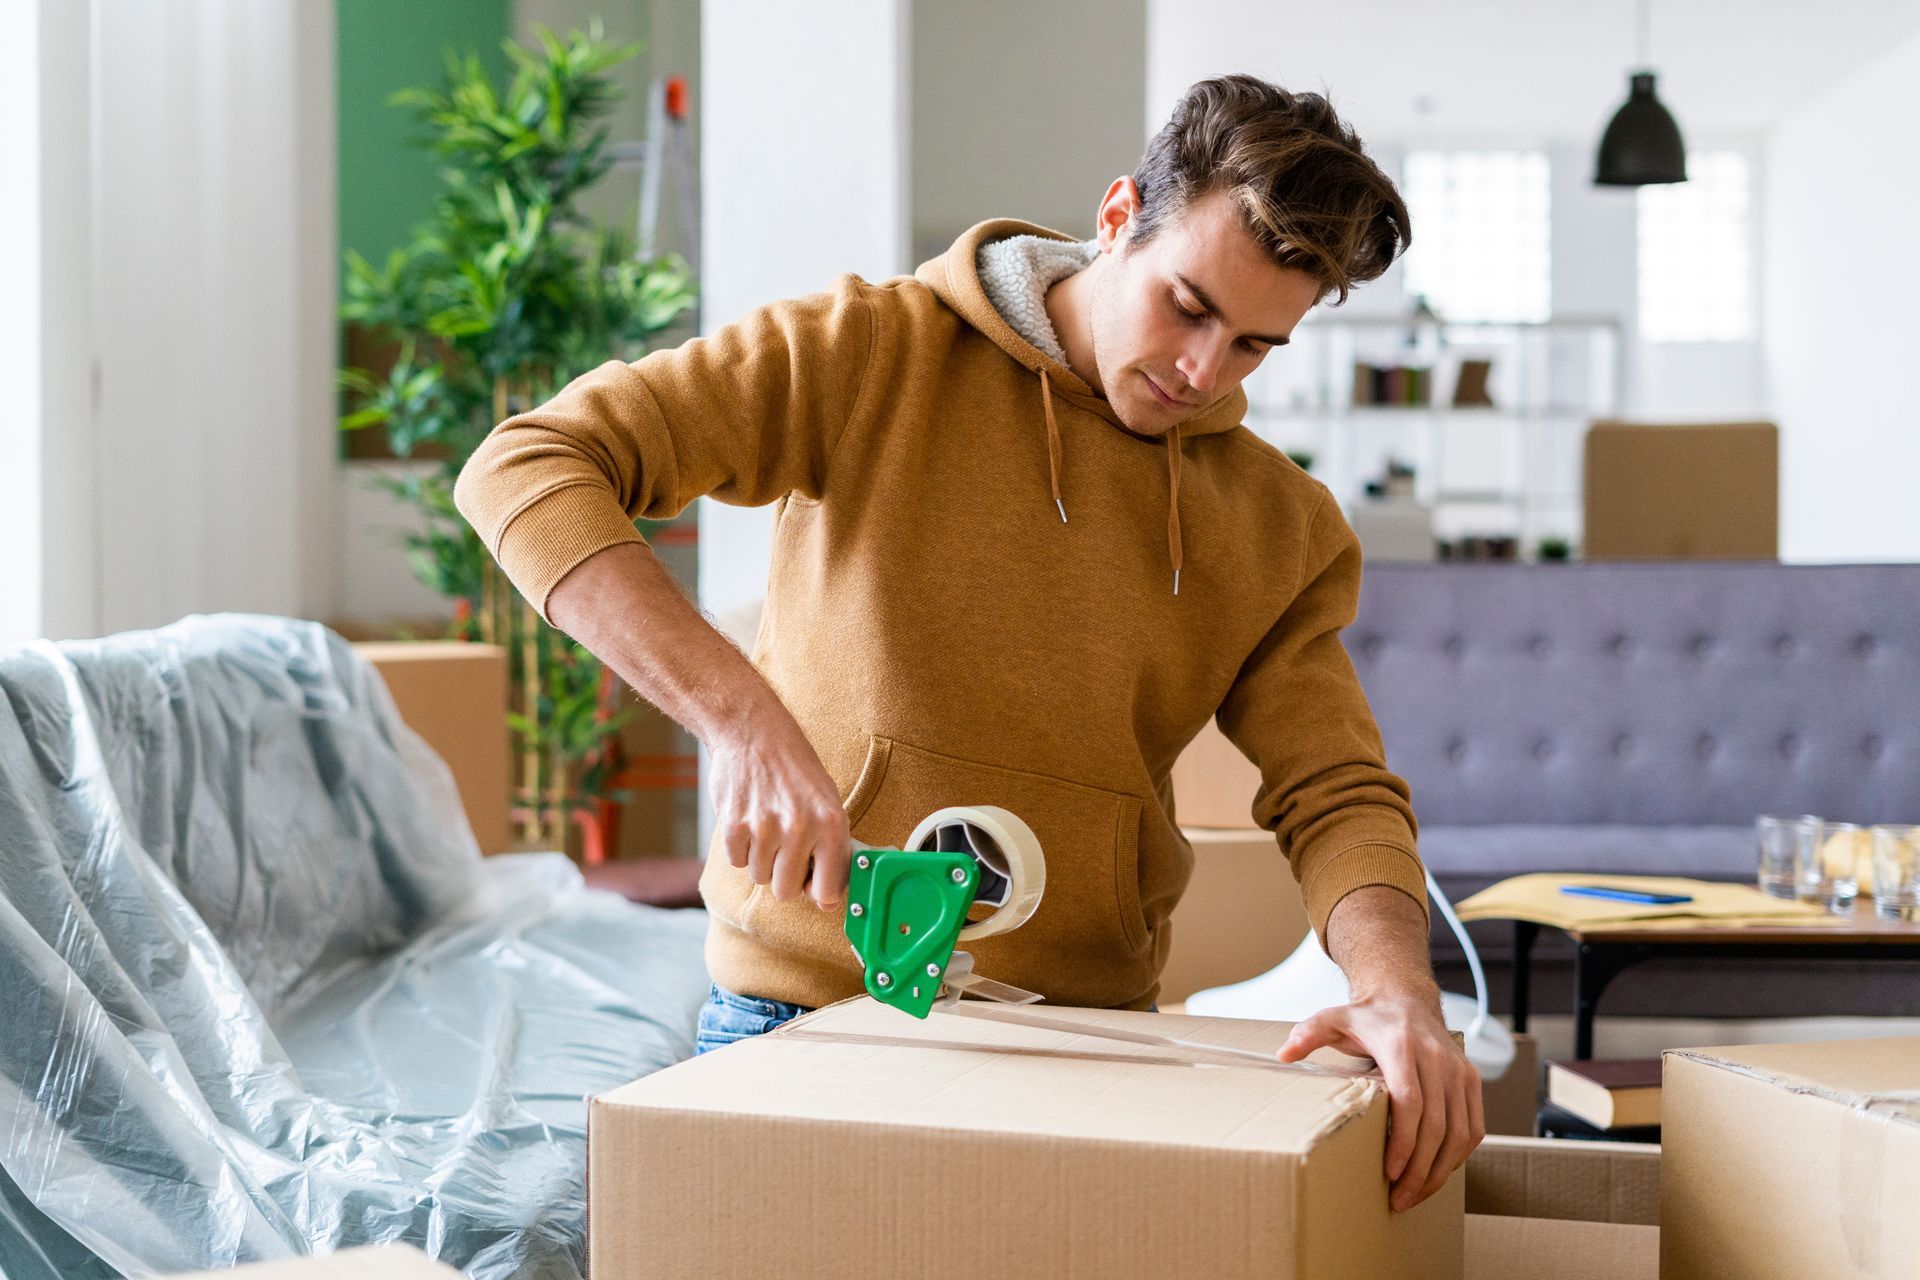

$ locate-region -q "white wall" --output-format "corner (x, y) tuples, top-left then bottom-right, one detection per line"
(910, 0), (1146, 259)
(1765, 26), (1920, 563)
(89, 2), (338, 637)
(696, 0), (912, 621)
(2, 2), (97, 646)
(7, 1), (338, 647)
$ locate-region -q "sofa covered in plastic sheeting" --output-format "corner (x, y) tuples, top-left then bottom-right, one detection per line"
(0, 614), (711, 1280)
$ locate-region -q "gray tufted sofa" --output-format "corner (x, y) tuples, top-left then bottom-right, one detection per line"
(1348, 561), (1920, 1018)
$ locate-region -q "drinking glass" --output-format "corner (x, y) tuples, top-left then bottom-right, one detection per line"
(1755, 815), (1798, 900)
(1871, 825), (1920, 923)
(1797, 818), (1864, 914)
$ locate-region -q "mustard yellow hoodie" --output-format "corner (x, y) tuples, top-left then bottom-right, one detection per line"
(453, 218), (1427, 1011)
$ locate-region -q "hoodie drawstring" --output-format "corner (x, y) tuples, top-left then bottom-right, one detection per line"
(1037, 367), (1185, 596)
(1166, 421), (1184, 596)
(1039, 368), (1067, 523)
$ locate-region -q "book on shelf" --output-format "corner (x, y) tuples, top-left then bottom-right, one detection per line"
(1350, 361), (1432, 407)
(1452, 358), (1494, 407)
(1546, 1057), (1662, 1130)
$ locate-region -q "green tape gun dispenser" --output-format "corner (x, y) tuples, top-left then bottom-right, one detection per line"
(843, 805), (1048, 1018)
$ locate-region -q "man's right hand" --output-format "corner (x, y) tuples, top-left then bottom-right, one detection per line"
(707, 720), (851, 911)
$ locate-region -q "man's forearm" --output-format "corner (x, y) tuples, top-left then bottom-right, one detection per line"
(1324, 885), (1440, 1009)
(545, 541), (783, 750)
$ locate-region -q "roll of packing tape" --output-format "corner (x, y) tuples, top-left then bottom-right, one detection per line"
(904, 805), (1046, 941)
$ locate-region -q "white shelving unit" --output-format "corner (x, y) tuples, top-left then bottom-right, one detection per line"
(1244, 314), (1623, 555)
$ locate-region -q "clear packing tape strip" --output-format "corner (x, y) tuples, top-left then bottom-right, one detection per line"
(1838, 1088), (1920, 1280)
(855, 805), (1372, 1081)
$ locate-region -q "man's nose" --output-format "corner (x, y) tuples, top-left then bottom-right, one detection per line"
(1177, 339), (1228, 396)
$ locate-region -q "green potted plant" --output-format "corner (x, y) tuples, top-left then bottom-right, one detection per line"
(339, 23), (697, 856)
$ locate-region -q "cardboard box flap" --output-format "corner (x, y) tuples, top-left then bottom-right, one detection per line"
(599, 999), (1380, 1152)
(162, 1245), (461, 1280)
(1465, 1215), (1657, 1280)
(1665, 1038), (1920, 1125)
(1465, 1135), (1660, 1225)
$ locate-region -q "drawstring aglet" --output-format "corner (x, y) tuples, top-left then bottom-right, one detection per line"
(1056, 498), (1068, 524)
(1173, 569), (1180, 596)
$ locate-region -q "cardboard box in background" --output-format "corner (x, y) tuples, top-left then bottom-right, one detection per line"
(353, 642), (511, 855)
(1582, 420), (1779, 560)
(1464, 1135), (1660, 1280)
(1661, 1037), (1920, 1280)
(1481, 1033), (1539, 1137)
(1159, 827), (1311, 1001)
(1170, 718), (1263, 829)
(591, 999), (1463, 1280)
(162, 1245), (459, 1280)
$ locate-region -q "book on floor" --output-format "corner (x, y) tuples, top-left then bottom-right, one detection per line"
(1546, 1057), (1662, 1130)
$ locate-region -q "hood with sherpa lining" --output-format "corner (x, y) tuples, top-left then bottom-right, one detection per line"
(454, 220), (1427, 1012)
(919, 219), (1250, 594)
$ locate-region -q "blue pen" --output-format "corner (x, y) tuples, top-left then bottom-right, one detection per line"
(1560, 885), (1694, 906)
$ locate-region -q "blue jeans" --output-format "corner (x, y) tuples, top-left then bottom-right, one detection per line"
(694, 983), (814, 1055)
(693, 982), (1157, 1055)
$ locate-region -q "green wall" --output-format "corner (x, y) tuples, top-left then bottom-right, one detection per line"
(337, 0), (513, 276)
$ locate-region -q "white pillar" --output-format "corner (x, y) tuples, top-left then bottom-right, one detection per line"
(696, 0), (912, 622)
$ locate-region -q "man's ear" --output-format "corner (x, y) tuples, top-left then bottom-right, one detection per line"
(1094, 176), (1141, 253)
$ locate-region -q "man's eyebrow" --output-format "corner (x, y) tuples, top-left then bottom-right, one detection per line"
(1175, 274), (1291, 346)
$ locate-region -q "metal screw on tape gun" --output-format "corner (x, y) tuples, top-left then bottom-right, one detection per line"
(842, 805), (1371, 1077)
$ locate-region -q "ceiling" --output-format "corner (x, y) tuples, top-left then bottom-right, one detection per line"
(1147, 0), (1920, 142)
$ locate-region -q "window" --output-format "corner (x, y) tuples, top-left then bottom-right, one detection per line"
(1637, 151), (1753, 342)
(1402, 150), (1552, 324)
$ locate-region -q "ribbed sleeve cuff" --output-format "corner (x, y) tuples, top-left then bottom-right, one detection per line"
(490, 483), (648, 625)
(1299, 841), (1429, 951)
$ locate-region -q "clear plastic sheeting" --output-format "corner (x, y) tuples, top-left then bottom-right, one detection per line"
(0, 615), (710, 1279)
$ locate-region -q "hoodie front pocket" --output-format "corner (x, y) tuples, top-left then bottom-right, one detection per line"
(842, 735), (1150, 959)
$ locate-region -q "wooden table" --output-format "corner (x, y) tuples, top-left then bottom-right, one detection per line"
(1509, 903), (1920, 1059)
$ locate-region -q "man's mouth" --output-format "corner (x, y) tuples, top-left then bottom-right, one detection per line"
(1143, 373), (1190, 409)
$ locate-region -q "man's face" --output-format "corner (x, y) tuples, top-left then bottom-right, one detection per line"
(1089, 186), (1321, 435)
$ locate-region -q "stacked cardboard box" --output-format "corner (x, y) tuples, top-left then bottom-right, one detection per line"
(353, 642), (511, 854)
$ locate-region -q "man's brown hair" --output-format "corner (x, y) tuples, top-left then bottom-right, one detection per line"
(1130, 75), (1410, 304)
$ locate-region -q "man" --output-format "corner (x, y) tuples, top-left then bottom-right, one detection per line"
(454, 74), (1481, 1211)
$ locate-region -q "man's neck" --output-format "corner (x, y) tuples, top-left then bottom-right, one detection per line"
(1044, 258), (1104, 395)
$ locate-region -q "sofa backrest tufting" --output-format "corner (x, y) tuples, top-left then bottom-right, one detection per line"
(1350, 562), (1920, 827)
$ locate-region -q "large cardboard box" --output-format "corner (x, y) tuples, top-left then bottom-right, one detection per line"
(1171, 718), (1264, 829)
(1661, 1037), (1920, 1280)
(1159, 827), (1312, 1001)
(591, 998), (1463, 1279)
(1582, 420), (1779, 560)
(353, 642), (511, 854)
(1464, 1135), (1659, 1279)
(163, 1245), (459, 1280)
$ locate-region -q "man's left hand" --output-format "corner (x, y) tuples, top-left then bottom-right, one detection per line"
(1272, 884), (1484, 1212)
(1277, 990), (1483, 1211)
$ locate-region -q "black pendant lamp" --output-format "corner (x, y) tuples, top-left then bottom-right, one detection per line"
(1594, 0), (1687, 186)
